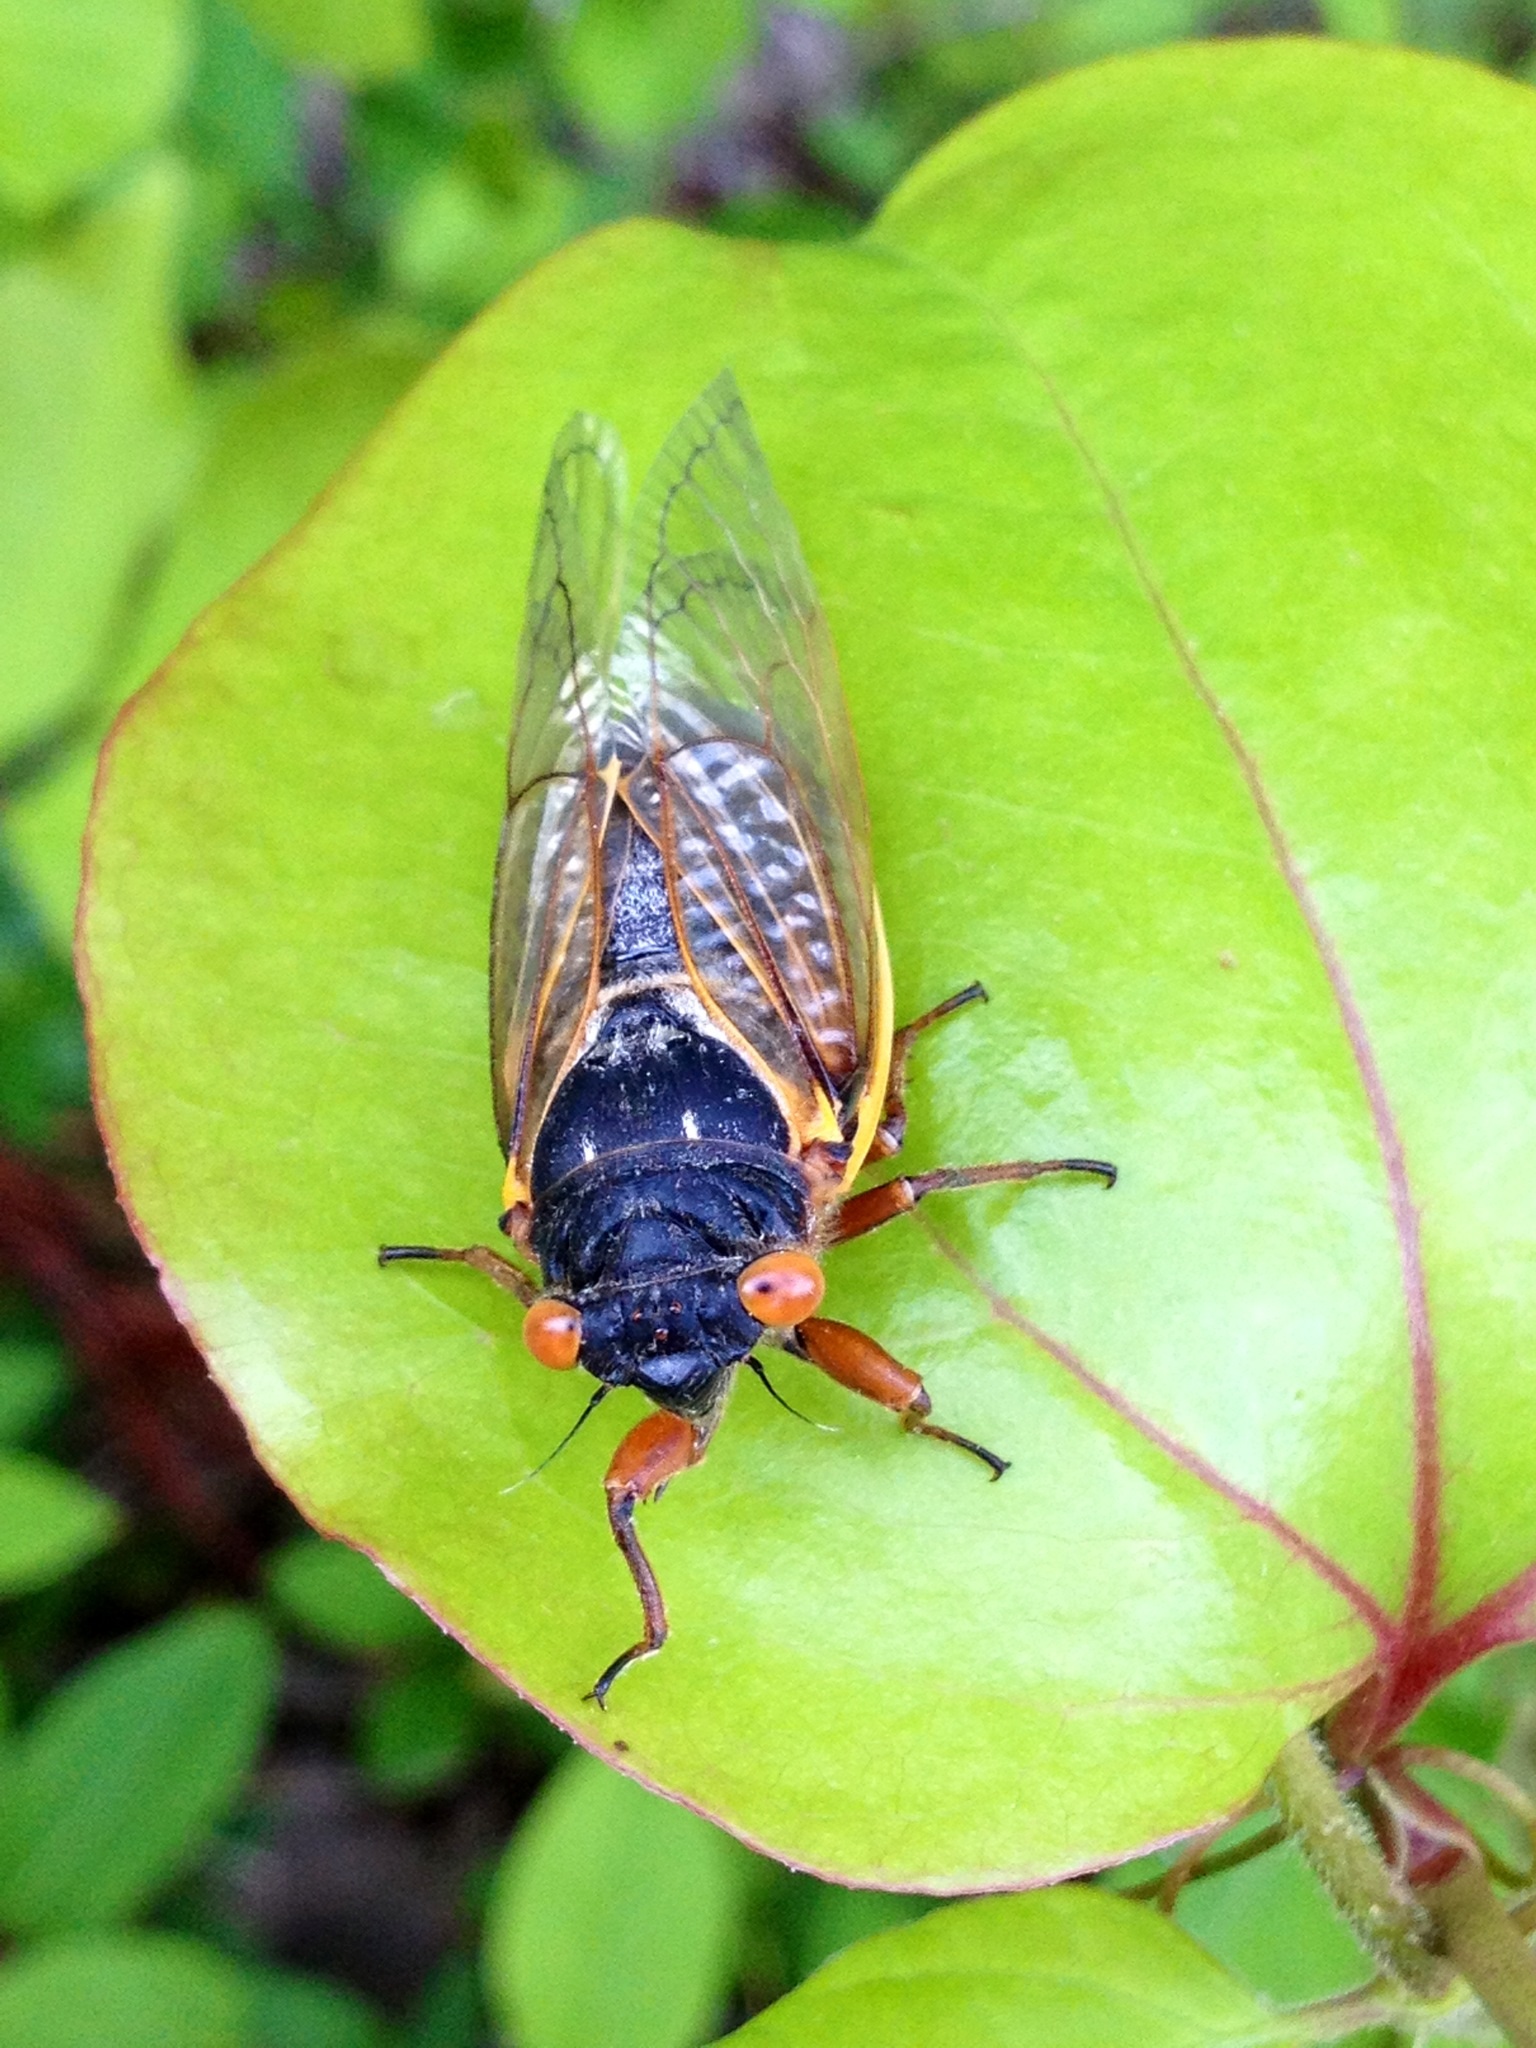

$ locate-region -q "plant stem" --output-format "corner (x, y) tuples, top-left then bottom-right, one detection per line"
(1420, 1857), (1536, 2048)
(1269, 1728), (1452, 1998)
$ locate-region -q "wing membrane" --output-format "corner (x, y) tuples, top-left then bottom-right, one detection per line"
(620, 373), (876, 1129)
(491, 416), (626, 1163)
(492, 374), (878, 1194)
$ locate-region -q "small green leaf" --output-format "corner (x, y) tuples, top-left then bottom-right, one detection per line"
(725, 1887), (1308, 2048)
(237, 0), (429, 80)
(1316, 0), (1403, 37)
(0, 1339), (69, 1444)
(386, 158), (583, 322)
(483, 1752), (752, 2048)
(555, 0), (753, 150)
(408, 1955), (487, 2048)
(0, 1450), (119, 1596)
(0, 154), (196, 762)
(0, 1605), (278, 1933)
(359, 1665), (482, 1796)
(268, 1533), (444, 1653)
(781, 1877), (930, 1985)
(1174, 1833), (1373, 2005)
(184, 0), (301, 211)
(246, 1966), (390, 2048)
(0, 1931), (248, 2048)
(0, 0), (192, 217)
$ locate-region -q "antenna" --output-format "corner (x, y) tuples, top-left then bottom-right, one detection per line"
(500, 1383), (612, 1494)
(748, 1356), (836, 1432)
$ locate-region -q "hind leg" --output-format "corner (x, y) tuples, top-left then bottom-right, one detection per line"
(868, 982), (988, 1161)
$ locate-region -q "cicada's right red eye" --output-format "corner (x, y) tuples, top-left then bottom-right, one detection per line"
(524, 1298), (582, 1369)
(737, 1251), (825, 1328)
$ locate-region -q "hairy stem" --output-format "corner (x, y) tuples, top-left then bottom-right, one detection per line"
(1269, 1729), (1451, 1998)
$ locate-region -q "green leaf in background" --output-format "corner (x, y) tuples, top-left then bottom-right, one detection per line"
(386, 157), (584, 323)
(0, 845), (87, 1139)
(780, 1877), (930, 1986)
(556, 0), (754, 151)
(0, 1338), (69, 1444)
(267, 1531), (444, 1653)
(5, 334), (429, 944)
(80, 41), (1536, 1885)
(0, 0), (192, 217)
(359, 1664), (482, 1795)
(246, 1966), (391, 2048)
(723, 1887), (1307, 2048)
(408, 1955), (487, 2048)
(237, 0), (429, 81)
(182, 0), (301, 213)
(483, 1752), (752, 2048)
(1316, 0), (1403, 37)
(0, 1449), (119, 1596)
(0, 1605), (278, 1933)
(1173, 1834), (1373, 2006)
(0, 154), (196, 763)
(0, 1931), (248, 2048)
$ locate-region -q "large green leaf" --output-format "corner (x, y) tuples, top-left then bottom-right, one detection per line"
(721, 1887), (1308, 2047)
(80, 42), (1536, 1883)
(0, 1606), (278, 1932)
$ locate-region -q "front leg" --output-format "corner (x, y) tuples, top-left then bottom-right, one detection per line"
(794, 1316), (1008, 1479)
(587, 1410), (707, 1708)
(377, 1242), (537, 1303)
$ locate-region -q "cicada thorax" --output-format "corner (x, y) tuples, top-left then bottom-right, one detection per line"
(524, 817), (816, 1419)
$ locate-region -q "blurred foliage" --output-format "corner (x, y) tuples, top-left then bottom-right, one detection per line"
(3, 0), (1536, 2040)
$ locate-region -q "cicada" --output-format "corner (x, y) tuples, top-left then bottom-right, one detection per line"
(382, 373), (1113, 1705)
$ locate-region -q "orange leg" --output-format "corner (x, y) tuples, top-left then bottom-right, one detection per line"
(868, 982), (988, 1161)
(377, 1242), (536, 1305)
(588, 1409), (707, 1708)
(832, 1156), (1116, 1246)
(795, 1316), (1009, 1479)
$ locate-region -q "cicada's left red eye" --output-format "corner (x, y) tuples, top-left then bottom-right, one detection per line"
(524, 1297), (582, 1369)
(737, 1251), (825, 1328)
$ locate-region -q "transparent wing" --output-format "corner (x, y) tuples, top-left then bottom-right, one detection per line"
(491, 412), (628, 1168)
(615, 371), (877, 1137)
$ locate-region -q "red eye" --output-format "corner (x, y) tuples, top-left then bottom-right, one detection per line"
(737, 1251), (825, 1328)
(524, 1298), (582, 1369)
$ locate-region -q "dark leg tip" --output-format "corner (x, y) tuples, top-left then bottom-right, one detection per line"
(377, 1245), (448, 1267)
(586, 1647), (638, 1709)
(911, 1417), (1010, 1480)
(1060, 1159), (1117, 1189)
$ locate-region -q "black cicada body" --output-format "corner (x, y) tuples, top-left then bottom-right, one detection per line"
(382, 374), (1113, 1703)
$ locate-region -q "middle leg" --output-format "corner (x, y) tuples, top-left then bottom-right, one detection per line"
(868, 982), (988, 1161)
(793, 1316), (1008, 1479)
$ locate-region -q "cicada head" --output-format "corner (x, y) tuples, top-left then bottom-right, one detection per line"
(576, 1258), (761, 1419)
